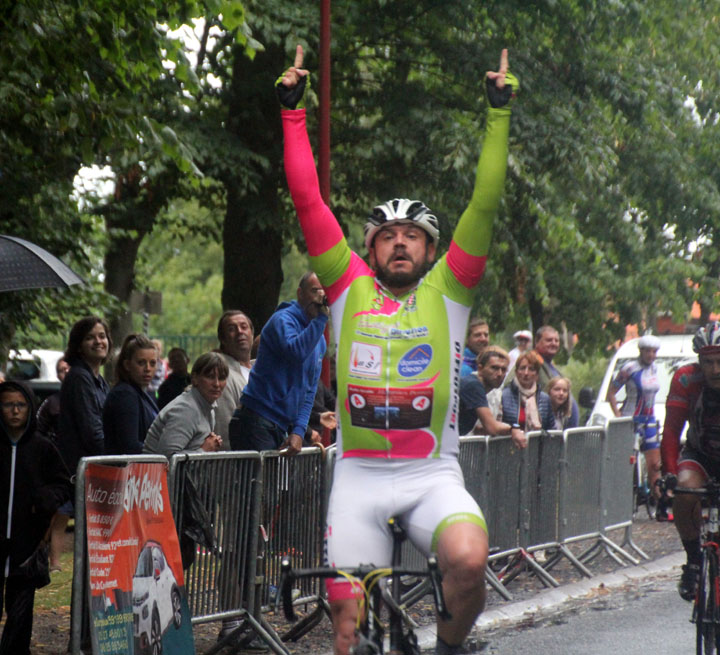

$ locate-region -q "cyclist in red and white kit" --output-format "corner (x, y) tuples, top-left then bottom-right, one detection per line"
(278, 46), (517, 655)
(661, 321), (720, 600)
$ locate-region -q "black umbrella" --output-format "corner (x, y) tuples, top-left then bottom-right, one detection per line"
(0, 235), (84, 293)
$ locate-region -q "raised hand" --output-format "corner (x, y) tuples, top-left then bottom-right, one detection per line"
(277, 45), (310, 110)
(280, 45), (309, 89)
(486, 49), (509, 89)
(485, 49), (518, 108)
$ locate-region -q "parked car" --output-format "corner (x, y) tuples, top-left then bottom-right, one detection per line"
(132, 541), (183, 655)
(5, 349), (64, 402)
(580, 334), (697, 433)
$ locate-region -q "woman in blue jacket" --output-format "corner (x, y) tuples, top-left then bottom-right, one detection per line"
(103, 334), (159, 455)
(502, 351), (555, 433)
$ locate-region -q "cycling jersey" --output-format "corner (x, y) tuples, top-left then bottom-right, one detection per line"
(662, 363), (720, 475)
(282, 106), (510, 461)
(611, 359), (660, 419)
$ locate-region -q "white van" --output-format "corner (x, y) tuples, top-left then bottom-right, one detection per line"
(5, 349), (64, 401)
(584, 334), (697, 431)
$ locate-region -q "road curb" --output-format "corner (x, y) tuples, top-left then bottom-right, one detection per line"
(410, 550), (685, 651)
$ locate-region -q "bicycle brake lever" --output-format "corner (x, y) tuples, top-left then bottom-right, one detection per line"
(279, 558), (297, 622)
(427, 556), (452, 621)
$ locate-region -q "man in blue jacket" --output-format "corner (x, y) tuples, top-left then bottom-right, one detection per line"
(230, 272), (328, 455)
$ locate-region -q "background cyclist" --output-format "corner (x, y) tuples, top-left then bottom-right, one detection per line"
(278, 46), (516, 655)
(606, 334), (667, 519)
(661, 321), (720, 600)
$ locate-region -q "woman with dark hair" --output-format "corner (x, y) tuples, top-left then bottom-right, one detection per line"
(103, 334), (159, 455)
(143, 352), (229, 457)
(57, 316), (112, 475)
(54, 317), (112, 557)
(501, 350), (554, 444)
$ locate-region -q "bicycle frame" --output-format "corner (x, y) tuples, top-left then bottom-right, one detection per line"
(666, 480), (720, 654)
(277, 520), (450, 655)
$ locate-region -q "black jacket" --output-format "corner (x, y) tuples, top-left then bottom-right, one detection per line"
(57, 357), (109, 474)
(103, 381), (159, 455)
(0, 380), (72, 574)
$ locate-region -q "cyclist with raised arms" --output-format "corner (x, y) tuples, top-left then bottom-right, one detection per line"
(606, 334), (665, 516)
(661, 322), (720, 600)
(278, 46), (517, 655)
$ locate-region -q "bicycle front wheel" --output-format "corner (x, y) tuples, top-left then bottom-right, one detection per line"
(696, 550), (720, 655)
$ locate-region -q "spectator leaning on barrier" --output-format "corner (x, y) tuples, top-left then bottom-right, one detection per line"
(307, 376), (337, 445)
(143, 352), (228, 458)
(230, 272), (328, 455)
(103, 334), (159, 455)
(501, 350), (554, 444)
(214, 310), (254, 448)
(528, 325), (580, 427)
(547, 376), (577, 430)
(0, 379), (72, 655)
(157, 347), (191, 410)
(460, 317), (490, 378)
(458, 347), (527, 446)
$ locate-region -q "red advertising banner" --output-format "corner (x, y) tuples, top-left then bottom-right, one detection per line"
(85, 462), (195, 655)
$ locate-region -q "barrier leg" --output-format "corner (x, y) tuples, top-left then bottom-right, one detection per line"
(485, 568), (513, 601)
(620, 524), (650, 560)
(281, 597), (331, 642)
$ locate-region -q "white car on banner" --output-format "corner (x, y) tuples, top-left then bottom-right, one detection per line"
(133, 541), (183, 654)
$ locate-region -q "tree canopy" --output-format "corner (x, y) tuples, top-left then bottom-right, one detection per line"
(3, 0), (719, 359)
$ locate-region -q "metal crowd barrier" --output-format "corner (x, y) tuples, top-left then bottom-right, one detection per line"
(258, 448), (327, 604)
(71, 423), (640, 651)
(602, 417), (647, 559)
(560, 426), (639, 567)
(168, 451), (263, 622)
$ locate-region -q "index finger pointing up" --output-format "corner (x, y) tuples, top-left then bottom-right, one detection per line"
(294, 44), (304, 69)
(499, 48), (508, 74)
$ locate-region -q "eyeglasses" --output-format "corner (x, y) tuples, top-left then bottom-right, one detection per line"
(1, 402), (28, 411)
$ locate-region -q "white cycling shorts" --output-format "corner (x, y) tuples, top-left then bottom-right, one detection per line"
(325, 457), (486, 600)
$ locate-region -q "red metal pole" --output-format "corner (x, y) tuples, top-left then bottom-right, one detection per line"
(318, 0), (331, 203)
(319, 0), (333, 446)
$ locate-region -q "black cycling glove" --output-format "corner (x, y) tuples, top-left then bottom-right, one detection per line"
(485, 72), (519, 108)
(276, 75), (308, 110)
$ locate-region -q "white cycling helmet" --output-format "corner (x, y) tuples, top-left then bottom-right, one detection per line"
(637, 334), (661, 350)
(364, 198), (440, 250)
(693, 321), (720, 354)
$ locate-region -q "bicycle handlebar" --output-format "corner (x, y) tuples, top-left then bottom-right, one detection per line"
(278, 556), (451, 622)
(656, 474), (720, 500)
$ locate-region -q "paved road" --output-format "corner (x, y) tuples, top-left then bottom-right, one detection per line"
(476, 577), (694, 654)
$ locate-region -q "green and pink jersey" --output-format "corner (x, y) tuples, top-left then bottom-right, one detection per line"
(282, 106), (510, 460)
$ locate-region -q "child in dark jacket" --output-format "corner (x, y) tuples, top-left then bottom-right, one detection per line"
(0, 379), (72, 655)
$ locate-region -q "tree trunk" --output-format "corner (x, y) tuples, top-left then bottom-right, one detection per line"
(527, 291), (546, 337)
(104, 231), (144, 378)
(221, 43), (287, 331)
(222, 188), (284, 330)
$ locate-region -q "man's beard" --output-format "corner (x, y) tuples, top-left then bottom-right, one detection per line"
(375, 257), (431, 290)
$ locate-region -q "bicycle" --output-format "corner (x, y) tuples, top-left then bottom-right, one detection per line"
(659, 476), (720, 654)
(631, 421), (658, 519)
(277, 518), (450, 655)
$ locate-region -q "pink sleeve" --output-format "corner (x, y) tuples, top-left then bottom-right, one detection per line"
(282, 109), (345, 257)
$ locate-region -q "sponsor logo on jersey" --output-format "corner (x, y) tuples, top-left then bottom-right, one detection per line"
(389, 326), (429, 339)
(352, 293), (402, 318)
(398, 344), (433, 377)
(349, 342), (382, 379)
(448, 341), (462, 431)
